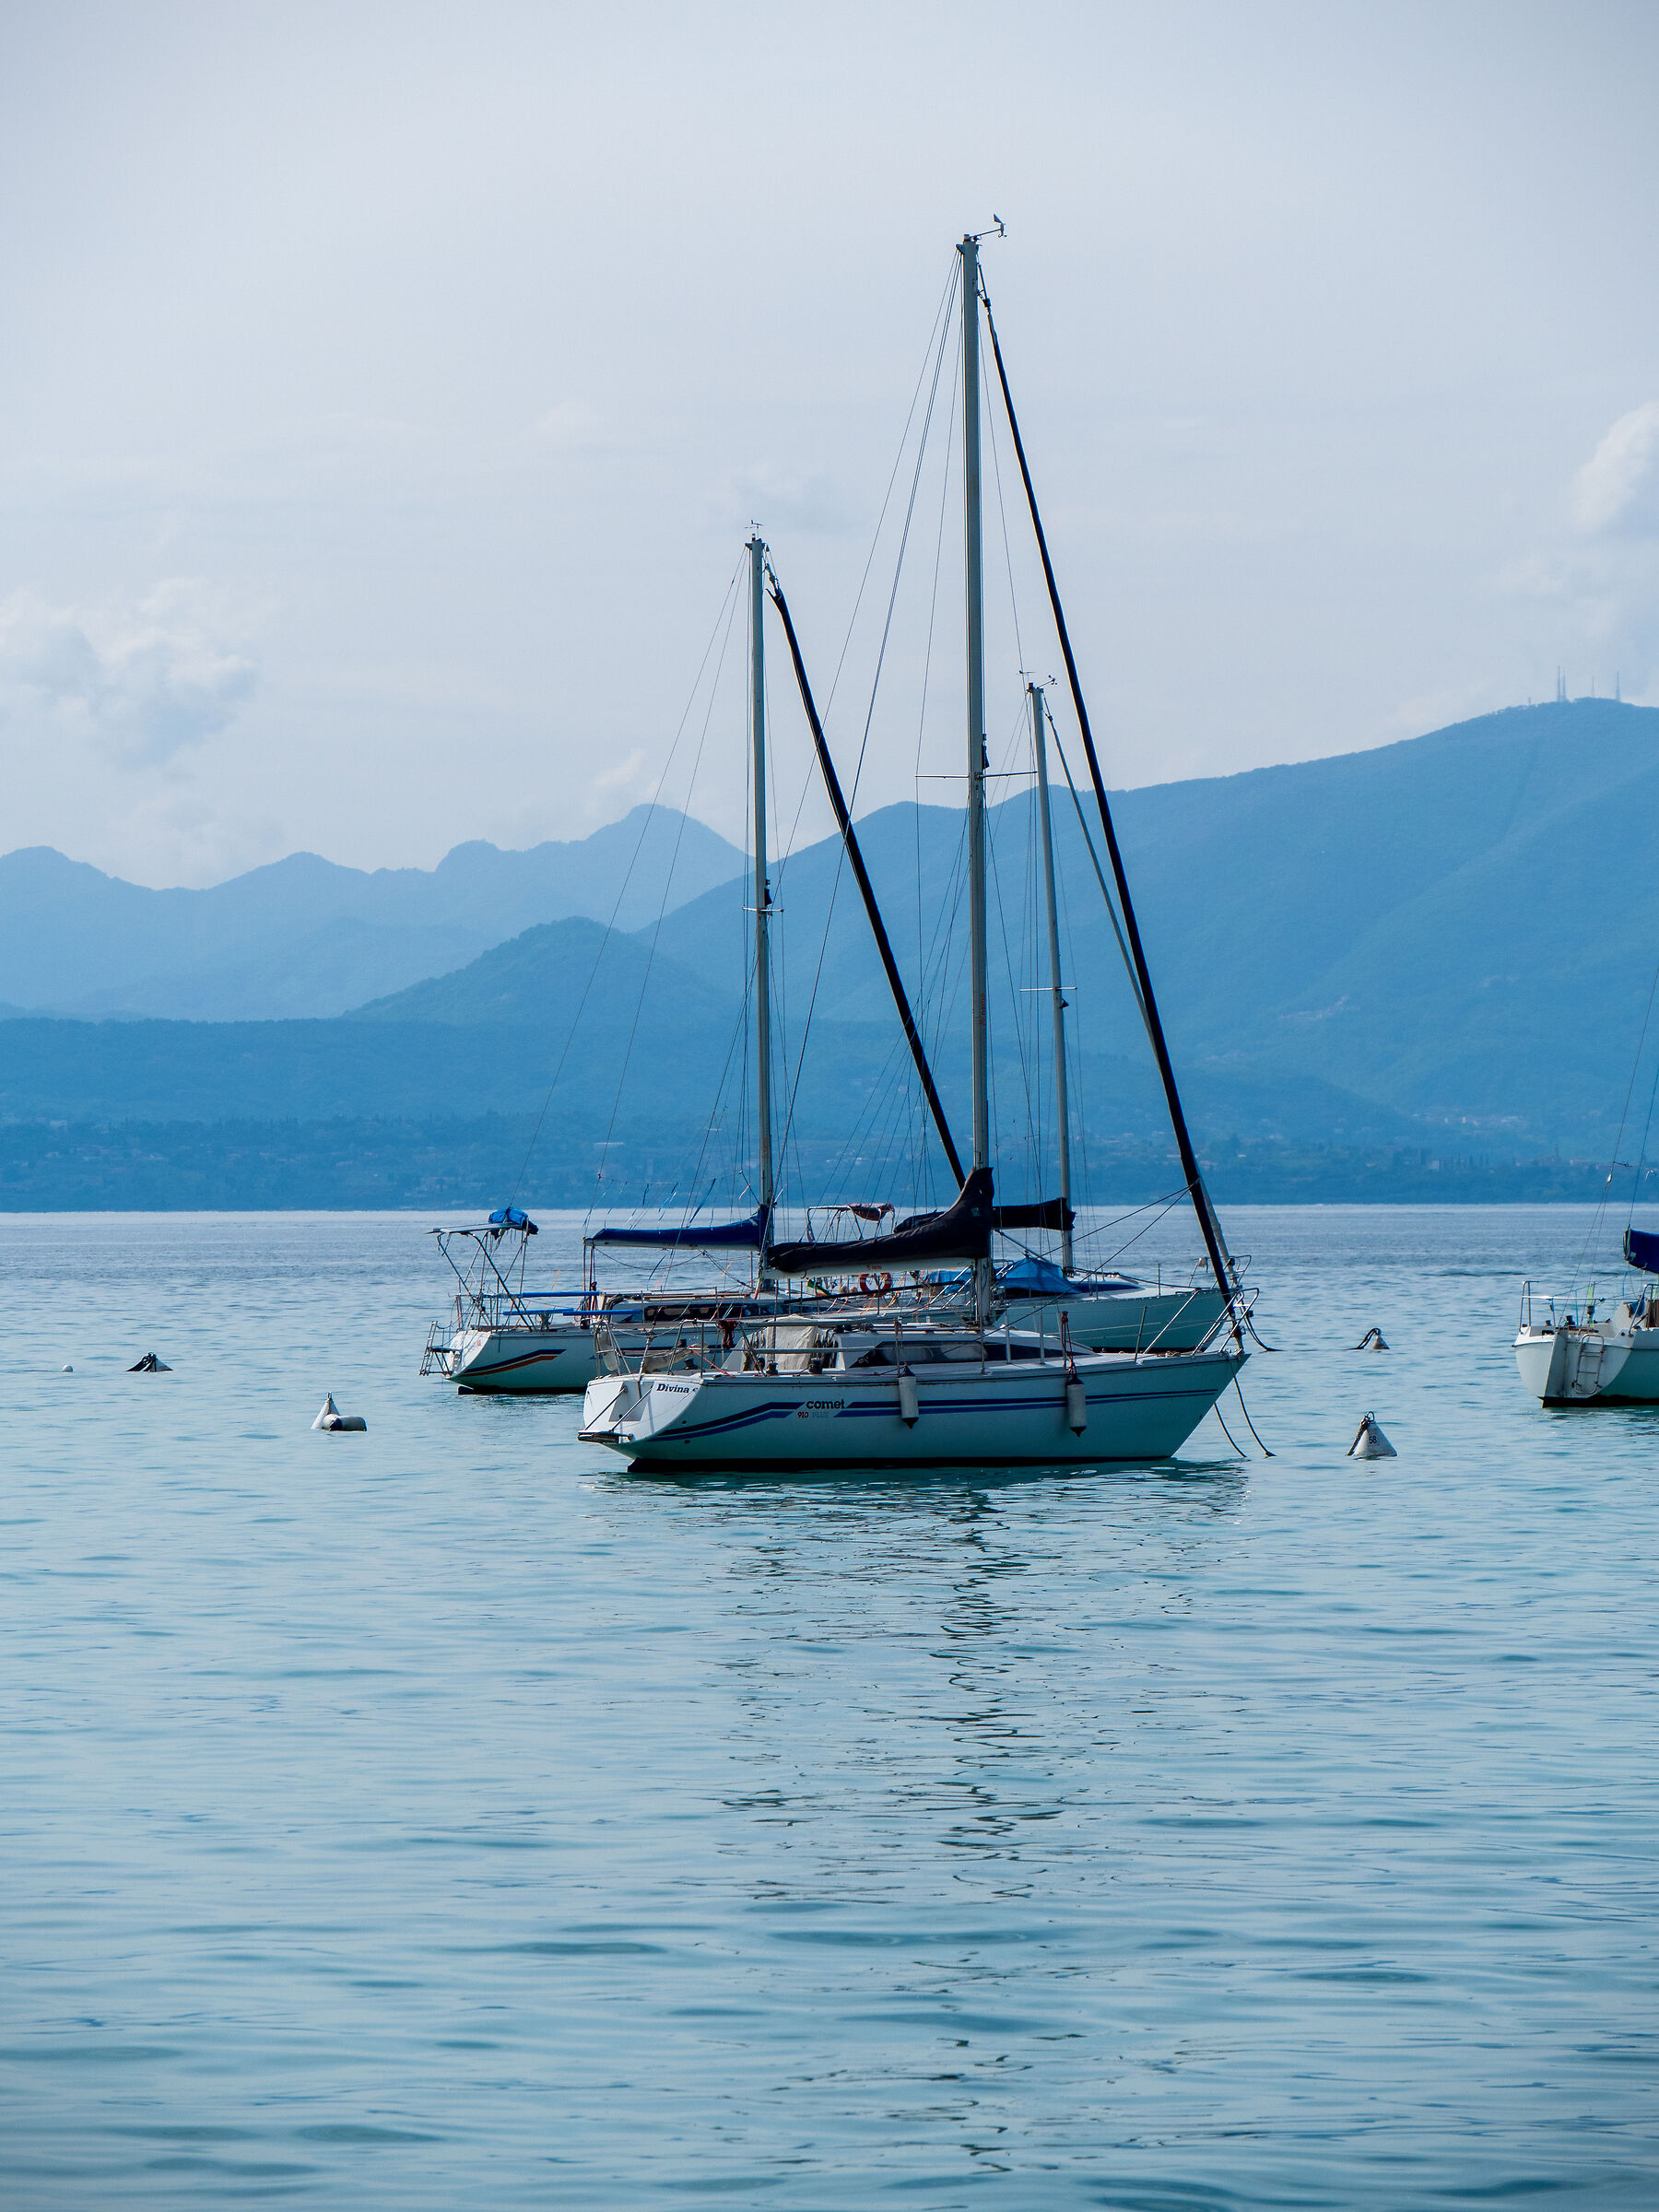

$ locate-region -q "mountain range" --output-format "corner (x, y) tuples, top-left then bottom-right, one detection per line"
(2, 699), (1656, 1206)
(0, 805), (745, 1018)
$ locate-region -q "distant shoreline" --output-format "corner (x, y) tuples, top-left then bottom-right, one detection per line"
(0, 1114), (1646, 1214)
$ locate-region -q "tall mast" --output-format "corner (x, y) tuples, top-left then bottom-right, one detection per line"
(960, 236), (991, 1323)
(1030, 682), (1074, 1275)
(748, 534), (775, 1263)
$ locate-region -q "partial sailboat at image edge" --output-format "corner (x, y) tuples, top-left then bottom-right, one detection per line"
(1514, 1226), (1659, 1404)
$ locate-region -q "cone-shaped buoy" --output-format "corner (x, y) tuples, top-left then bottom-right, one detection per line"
(312, 1394), (367, 1432)
(128, 1352), (171, 1372)
(1348, 1411), (1396, 1458)
(1355, 1326), (1390, 1351)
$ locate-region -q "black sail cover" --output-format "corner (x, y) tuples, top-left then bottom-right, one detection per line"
(766, 1168), (994, 1276)
(992, 1197), (1075, 1232)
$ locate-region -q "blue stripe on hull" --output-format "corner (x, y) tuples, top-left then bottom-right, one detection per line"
(596, 1364), (1239, 1467)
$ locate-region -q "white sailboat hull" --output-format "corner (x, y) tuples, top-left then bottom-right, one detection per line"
(439, 1285), (1232, 1394)
(1014, 1288), (1229, 1353)
(1514, 1325), (1659, 1404)
(448, 1322), (600, 1393)
(579, 1345), (1245, 1470)
(448, 1314), (724, 1394)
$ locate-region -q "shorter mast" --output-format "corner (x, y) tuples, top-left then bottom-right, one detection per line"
(748, 534), (775, 1280)
(1030, 682), (1074, 1275)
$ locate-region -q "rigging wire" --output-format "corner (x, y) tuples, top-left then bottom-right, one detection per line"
(1629, 1049), (1659, 1230)
(589, 574), (744, 1208)
(1050, 741), (1095, 1227)
(982, 336), (1026, 675)
(511, 557), (745, 1204)
(1574, 945), (1659, 1282)
(657, 989), (756, 1245)
(983, 721), (1044, 1200)
(1068, 1188), (1186, 1259)
(825, 262), (959, 715)
(978, 272), (1235, 1304)
(1046, 705), (1145, 1022)
(773, 262), (960, 877)
(771, 277), (960, 1188)
(913, 321), (961, 1148)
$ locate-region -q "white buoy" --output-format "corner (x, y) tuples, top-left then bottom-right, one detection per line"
(1355, 1326), (1390, 1351)
(1348, 1411), (1397, 1459)
(312, 1394), (368, 1433)
(62, 1364), (73, 1373)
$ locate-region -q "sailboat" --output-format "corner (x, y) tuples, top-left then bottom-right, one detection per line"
(579, 232), (1250, 1468)
(420, 1204), (785, 1394)
(1514, 1228), (1659, 1405)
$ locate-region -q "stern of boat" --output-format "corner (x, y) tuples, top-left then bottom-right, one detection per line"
(420, 1318), (459, 1378)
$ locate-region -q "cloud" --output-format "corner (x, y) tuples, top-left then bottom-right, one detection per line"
(0, 580), (256, 765)
(594, 746), (646, 795)
(1571, 401), (1659, 536)
(532, 400), (605, 449)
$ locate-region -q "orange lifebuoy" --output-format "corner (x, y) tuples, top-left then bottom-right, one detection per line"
(859, 1273), (875, 1293)
(879, 1272), (893, 1294)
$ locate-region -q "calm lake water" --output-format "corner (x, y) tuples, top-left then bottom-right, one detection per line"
(2, 1206), (1655, 2207)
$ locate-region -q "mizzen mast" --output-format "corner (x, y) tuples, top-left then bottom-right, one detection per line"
(1030, 681), (1075, 1276)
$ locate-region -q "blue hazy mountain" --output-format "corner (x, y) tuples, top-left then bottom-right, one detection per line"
(643, 698), (1659, 1144)
(2, 700), (1653, 1171)
(0, 806), (745, 1018)
(0, 907), (1411, 1189)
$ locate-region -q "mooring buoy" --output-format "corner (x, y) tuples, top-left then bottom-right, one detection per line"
(1355, 1326), (1390, 1351)
(127, 1353), (171, 1372)
(1348, 1411), (1397, 1458)
(312, 1394), (367, 1432)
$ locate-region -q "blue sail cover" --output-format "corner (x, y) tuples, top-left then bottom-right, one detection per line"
(589, 1205), (771, 1252)
(1000, 1255), (1079, 1297)
(1625, 1227), (1659, 1274)
(488, 1206), (538, 1234)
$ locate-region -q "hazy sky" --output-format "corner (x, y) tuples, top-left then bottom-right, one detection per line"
(4, 0), (1658, 887)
